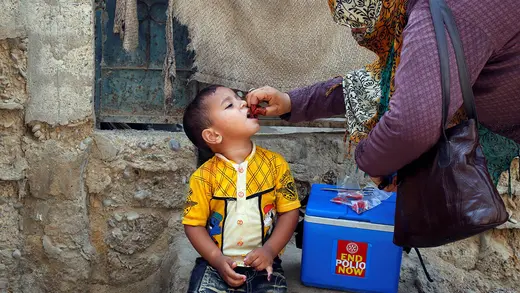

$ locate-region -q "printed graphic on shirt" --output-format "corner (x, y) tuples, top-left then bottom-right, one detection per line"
(208, 212), (223, 246)
(183, 189), (198, 217)
(263, 203), (276, 236)
(278, 170), (298, 201)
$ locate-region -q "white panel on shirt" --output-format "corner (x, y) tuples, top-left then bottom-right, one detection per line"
(221, 160), (263, 265)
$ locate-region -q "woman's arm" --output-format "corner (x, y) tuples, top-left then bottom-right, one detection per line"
(355, 5), (493, 177)
(282, 76), (345, 122)
(245, 76), (345, 122)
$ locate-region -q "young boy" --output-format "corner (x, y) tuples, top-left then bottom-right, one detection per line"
(182, 85), (301, 292)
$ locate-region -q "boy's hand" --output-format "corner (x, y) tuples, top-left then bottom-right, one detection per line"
(244, 246), (275, 273)
(213, 255), (246, 287)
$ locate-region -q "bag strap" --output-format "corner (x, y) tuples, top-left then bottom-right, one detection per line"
(403, 247), (434, 282)
(430, 0), (450, 139)
(439, 0), (478, 122)
(430, 0), (478, 139)
(414, 248), (434, 282)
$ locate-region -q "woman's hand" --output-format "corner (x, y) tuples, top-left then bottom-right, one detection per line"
(245, 86), (291, 116)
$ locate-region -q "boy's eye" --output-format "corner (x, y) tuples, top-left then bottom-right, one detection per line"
(225, 103), (233, 109)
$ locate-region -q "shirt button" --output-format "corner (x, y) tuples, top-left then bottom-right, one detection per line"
(238, 191), (244, 198)
(238, 167), (244, 173)
(237, 240), (244, 246)
(237, 219), (243, 225)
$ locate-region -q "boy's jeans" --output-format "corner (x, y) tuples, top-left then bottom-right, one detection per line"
(187, 257), (287, 293)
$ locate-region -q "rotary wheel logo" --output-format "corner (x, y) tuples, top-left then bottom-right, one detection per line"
(346, 242), (358, 254)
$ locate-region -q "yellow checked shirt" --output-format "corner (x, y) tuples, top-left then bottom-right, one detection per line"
(182, 144), (301, 262)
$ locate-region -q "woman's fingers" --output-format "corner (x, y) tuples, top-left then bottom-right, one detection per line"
(371, 176), (398, 192)
(245, 86), (291, 116)
(246, 87), (271, 107)
(384, 176), (398, 192)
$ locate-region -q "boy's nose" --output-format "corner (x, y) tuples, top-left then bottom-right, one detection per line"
(240, 100), (247, 108)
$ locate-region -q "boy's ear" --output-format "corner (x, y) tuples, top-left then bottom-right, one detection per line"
(202, 128), (223, 145)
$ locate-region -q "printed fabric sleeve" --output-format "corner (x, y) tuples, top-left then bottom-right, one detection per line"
(273, 155), (301, 213)
(281, 76), (346, 123)
(182, 170), (213, 227)
(354, 7), (493, 176)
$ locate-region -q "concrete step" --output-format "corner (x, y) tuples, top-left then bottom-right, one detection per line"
(282, 243), (346, 293)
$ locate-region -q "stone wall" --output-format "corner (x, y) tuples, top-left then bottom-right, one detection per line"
(86, 131), (195, 293)
(0, 1), (520, 293)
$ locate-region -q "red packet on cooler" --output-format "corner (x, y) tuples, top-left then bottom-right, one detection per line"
(331, 191), (364, 205)
(349, 200), (369, 214)
(330, 185), (392, 215)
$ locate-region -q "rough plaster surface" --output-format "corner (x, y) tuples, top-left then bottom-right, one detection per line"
(0, 0), (25, 39)
(0, 38), (28, 181)
(0, 37), (27, 292)
(22, 138), (93, 292)
(23, 0), (94, 126)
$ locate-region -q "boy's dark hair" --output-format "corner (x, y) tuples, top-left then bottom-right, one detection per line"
(182, 85), (222, 152)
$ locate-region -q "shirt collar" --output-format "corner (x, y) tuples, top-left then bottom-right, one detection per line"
(215, 142), (256, 167)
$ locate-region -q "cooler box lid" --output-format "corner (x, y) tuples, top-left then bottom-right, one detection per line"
(305, 184), (396, 226)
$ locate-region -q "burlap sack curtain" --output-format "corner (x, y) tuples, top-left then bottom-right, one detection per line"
(114, 0), (376, 96)
(172, 0), (376, 92)
(114, 0), (177, 99)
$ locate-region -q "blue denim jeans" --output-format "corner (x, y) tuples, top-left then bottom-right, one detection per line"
(187, 257), (287, 293)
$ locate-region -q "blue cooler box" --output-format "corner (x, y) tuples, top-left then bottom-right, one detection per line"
(301, 184), (403, 293)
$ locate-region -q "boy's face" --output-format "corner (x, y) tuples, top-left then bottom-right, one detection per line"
(206, 87), (260, 141)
